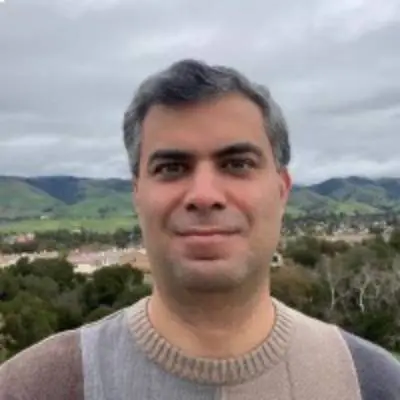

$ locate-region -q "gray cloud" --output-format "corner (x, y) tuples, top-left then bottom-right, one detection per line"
(307, 86), (400, 116)
(0, 0), (399, 184)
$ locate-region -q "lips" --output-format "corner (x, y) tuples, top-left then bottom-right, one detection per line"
(176, 227), (239, 237)
(175, 228), (238, 260)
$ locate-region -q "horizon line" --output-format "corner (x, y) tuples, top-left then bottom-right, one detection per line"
(1, 173), (400, 186)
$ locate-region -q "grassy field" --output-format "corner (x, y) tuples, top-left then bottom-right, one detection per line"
(0, 216), (138, 234)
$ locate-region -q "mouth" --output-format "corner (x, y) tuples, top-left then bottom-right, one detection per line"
(173, 227), (241, 259)
(176, 227), (239, 237)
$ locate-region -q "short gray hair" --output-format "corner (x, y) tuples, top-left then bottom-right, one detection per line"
(123, 59), (291, 178)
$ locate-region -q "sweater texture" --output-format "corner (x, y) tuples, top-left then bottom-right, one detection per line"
(1, 296), (399, 399)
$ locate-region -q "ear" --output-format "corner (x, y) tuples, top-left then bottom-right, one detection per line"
(132, 179), (140, 216)
(278, 168), (292, 215)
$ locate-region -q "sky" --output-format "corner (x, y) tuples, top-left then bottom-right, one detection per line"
(0, 0), (399, 184)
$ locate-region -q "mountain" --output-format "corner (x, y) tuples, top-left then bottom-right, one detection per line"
(1, 175), (400, 221)
(289, 176), (400, 216)
(0, 176), (60, 219)
(0, 176), (133, 220)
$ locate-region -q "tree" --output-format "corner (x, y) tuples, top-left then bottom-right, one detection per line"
(270, 266), (316, 310)
(114, 228), (131, 248)
(0, 271), (19, 301)
(0, 257), (153, 362)
(319, 239), (350, 256)
(285, 236), (322, 268)
(81, 265), (147, 314)
(313, 246), (400, 350)
(0, 313), (13, 363)
(19, 274), (59, 303)
(53, 289), (84, 331)
(1, 292), (58, 356)
(389, 228), (400, 252)
(316, 255), (349, 317)
(131, 224), (142, 244)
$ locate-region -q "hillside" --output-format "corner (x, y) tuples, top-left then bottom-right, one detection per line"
(0, 176), (132, 220)
(1, 175), (400, 221)
(289, 176), (400, 216)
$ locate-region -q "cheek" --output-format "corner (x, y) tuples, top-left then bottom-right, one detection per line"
(248, 184), (281, 215)
(136, 185), (177, 231)
(242, 184), (283, 236)
(139, 200), (162, 232)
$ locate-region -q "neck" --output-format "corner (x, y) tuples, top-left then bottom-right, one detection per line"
(148, 284), (275, 359)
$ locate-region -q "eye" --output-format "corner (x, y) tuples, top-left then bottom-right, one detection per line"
(222, 158), (257, 174)
(154, 162), (187, 179)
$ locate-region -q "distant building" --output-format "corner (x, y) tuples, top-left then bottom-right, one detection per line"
(119, 249), (151, 273)
(4, 233), (36, 245)
(271, 252), (284, 268)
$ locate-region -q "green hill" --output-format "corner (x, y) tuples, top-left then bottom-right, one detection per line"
(1, 175), (400, 222)
(0, 176), (132, 221)
(0, 177), (62, 219)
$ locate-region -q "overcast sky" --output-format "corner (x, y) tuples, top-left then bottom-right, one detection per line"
(1, 0), (399, 184)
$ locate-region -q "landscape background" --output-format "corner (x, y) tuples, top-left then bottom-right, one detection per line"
(2, 174), (400, 363)
(2, 174), (400, 233)
(2, 0), (400, 380)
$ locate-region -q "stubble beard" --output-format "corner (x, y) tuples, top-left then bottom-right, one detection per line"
(162, 251), (267, 296)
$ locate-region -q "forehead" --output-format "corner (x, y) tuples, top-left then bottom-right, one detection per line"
(140, 93), (271, 155)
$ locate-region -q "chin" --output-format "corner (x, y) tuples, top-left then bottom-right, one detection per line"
(173, 258), (250, 292)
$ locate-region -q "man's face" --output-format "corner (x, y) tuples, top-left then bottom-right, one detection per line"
(134, 93), (291, 294)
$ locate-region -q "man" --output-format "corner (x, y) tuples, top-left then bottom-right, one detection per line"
(1, 59), (399, 399)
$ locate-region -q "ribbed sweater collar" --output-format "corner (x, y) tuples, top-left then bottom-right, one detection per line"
(125, 296), (294, 385)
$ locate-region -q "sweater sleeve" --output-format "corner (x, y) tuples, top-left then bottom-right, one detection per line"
(0, 329), (84, 400)
(340, 329), (400, 400)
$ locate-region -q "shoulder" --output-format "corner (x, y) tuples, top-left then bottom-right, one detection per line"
(339, 329), (400, 400)
(278, 301), (400, 399)
(0, 329), (83, 400)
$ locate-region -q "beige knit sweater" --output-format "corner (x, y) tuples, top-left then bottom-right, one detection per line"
(1, 296), (399, 399)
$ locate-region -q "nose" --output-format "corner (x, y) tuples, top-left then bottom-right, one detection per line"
(183, 163), (226, 213)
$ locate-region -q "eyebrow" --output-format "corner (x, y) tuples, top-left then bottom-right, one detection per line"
(148, 149), (191, 166)
(214, 142), (264, 159)
(147, 141), (265, 166)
